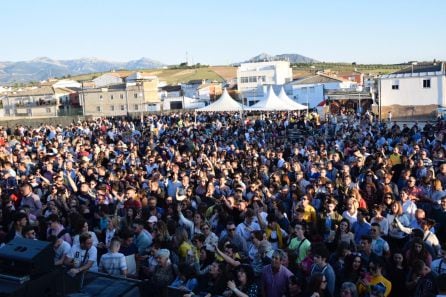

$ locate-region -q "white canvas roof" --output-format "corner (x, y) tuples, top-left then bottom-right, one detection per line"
(248, 86), (294, 111)
(277, 87), (307, 110)
(196, 88), (245, 112)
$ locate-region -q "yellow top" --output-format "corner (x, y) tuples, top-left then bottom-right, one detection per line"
(357, 274), (392, 297)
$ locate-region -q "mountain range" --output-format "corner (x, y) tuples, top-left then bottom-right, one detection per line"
(0, 57), (165, 84)
(0, 52), (319, 84)
(238, 52), (319, 64)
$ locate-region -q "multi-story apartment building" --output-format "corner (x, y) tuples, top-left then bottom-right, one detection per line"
(237, 61), (293, 98)
(2, 86), (59, 117)
(80, 75), (160, 116)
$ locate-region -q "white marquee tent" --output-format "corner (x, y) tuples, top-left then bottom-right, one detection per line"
(277, 87), (307, 110)
(196, 88), (246, 112)
(248, 85), (304, 111)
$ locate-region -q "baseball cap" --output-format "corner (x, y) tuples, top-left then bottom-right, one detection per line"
(147, 216), (158, 223)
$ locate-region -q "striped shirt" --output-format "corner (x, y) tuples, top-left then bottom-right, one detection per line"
(99, 252), (127, 276)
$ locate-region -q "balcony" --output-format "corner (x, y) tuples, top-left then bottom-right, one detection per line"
(14, 99), (58, 108)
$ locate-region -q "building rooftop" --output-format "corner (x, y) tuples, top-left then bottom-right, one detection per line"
(161, 85), (182, 92)
(8, 86), (55, 97)
(83, 84), (127, 93)
(392, 62), (443, 74)
(108, 71), (133, 78)
(288, 74), (344, 85)
(380, 62), (445, 79)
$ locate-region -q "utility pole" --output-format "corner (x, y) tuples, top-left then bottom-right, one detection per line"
(81, 81), (86, 116)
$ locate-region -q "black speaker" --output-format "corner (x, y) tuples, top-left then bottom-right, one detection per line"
(66, 273), (141, 297)
(0, 238), (54, 276)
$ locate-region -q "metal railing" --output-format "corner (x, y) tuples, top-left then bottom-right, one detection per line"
(14, 99), (58, 107)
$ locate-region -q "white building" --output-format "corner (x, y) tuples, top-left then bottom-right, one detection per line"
(160, 85), (183, 99)
(162, 96), (207, 110)
(2, 86), (58, 117)
(237, 61), (292, 98)
(92, 71), (131, 87)
(379, 62), (446, 107)
(181, 80), (206, 98)
(52, 79), (82, 89)
(126, 72), (158, 83)
(286, 74), (357, 108)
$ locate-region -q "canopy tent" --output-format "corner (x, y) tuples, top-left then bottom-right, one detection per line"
(248, 85), (299, 111)
(277, 87), (307, 110)
(196, 88), (246, 112)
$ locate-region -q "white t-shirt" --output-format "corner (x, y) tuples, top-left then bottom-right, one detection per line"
(67, 244), (98, 272)
(54, 241), (71, 263)
(342, 210), (358, 225)
(371, 237), (390, 257)
(73, 231), (99, 247)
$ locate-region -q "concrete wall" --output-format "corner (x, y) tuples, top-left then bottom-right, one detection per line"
(290, 84), (324, 107)
(376, 104), (438, 120)
(0, 115), (90, 128)
(380, 75), (443, 106)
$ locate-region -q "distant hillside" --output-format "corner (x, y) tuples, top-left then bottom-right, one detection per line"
(68, 67), (228, 85)
(0, 57), (165, 84)
(237, 52), (319, 64)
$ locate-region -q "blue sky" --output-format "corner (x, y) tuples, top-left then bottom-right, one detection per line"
(1, 0), (445, 65)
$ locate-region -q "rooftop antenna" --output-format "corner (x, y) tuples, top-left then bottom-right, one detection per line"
(186, 51), (189, 66)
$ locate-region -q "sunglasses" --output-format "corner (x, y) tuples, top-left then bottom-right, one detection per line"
(228, 228), (236, 231)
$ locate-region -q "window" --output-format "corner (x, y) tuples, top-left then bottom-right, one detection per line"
(391, 80), (399, 90)
(134, 93), (138, 98)
(110, 105), (115, 111)
(423, 79), (431, 88)
(96, 106), (101, 112)
(120, 94), (124, 99)
(46, 108), (51, 113)
(134, 104), (139, 110)
(120, 105), (125, 111)
(248, 76), (257, 83)
(241, 77), (249, 83)
(110, 95), (114, 100)
(310, 87), (315, 93)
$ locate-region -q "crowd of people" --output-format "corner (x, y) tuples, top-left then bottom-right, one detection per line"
(1, 110), (446, 297)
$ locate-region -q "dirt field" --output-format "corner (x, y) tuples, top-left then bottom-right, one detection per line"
(209, 66), (237, 81)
